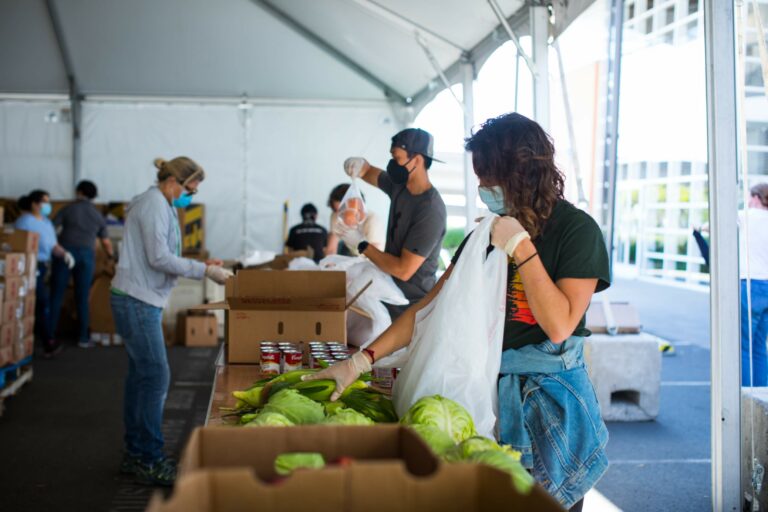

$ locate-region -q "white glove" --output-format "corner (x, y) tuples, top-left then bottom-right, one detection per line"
(302, 352), (372, 401)
(205, 265), (233, 285)
(63, 251), (76, 270)
(334, 220), (365, 250)
(343, 157), (368, 178)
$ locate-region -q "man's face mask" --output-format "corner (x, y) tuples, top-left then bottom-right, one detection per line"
(386, 155), (416, 185)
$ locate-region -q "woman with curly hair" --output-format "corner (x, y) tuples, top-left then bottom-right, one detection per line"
(307, 113), (610, 510)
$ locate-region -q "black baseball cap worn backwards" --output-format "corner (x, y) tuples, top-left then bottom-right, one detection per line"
(390, 128), (444, 163)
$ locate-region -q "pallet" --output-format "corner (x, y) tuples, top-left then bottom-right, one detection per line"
(0, 357), (33, 417)
(0, 356), (32, 389)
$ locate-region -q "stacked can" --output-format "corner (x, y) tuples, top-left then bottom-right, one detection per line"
(372, 367), (401, 390)
(307, 341), (338, 369)
(260, 342), (281, 375)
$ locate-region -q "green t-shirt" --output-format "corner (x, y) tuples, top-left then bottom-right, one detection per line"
(452, 200), (611, 350)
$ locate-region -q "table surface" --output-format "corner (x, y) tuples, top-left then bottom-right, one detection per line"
(205, 363), (268, 426)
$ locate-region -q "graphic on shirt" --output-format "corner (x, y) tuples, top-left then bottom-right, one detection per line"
(508, 266), (536, 325)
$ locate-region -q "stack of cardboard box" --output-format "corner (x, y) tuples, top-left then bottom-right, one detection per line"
(0, 229), (39, 369)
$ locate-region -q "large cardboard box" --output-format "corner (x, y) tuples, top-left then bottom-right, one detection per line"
(17, 316), (34, 341)
(89, 275), (115, 334)
(13, 335), (33, 362)
(0, 230), (39, 255)
(148, 425), (562, 512)
(198, 270), (347, 364)
(25, 252), (37, 289)
(0, 345), (13, 367)
(177, 312), (218, 347)
(23, 294), (35, 319)
(0, 276), (26, 302)
(586, 301), (642, 335)
(0, 323), (14, 348)
(0, 252), (26, 277)
(1, 300), (22, 325)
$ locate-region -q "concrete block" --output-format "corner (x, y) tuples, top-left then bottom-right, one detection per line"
(584, 333), (662, 421)
(742, 389), (768, 510)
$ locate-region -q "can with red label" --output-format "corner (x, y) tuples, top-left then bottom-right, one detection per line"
(261, 349), (281, 375)
(281, 349), (303, 373)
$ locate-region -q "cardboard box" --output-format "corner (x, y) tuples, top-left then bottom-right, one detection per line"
(177, 312), (218, 347)
(196, 270), (347, 364)
(14, 335), (33, 362)
(586, 301), (642, 335)
(0, 252), (25, 277)
(0, 345), (13, 367)
(148, 425), (561, 512)
(0, 277), (26, 302)
(25, 251), (37, 279)
(178, 203), (205, 255)
(23, 294), (35, 319)
(0, 323), (14, 348)
(1, 300), (22, 325)
(89, 275), (115, 334)
(17, 316), (34, 341)
(0, 230), (39, 255)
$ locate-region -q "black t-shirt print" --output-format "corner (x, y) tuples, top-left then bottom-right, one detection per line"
(452, 200), (611, 351)
(286, 222), (328, 263)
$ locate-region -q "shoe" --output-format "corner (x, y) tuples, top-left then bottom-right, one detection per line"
(78, 340), (95, 349)
(119, 453), (142, 475)
(42, 342), (64, 359)
(135, 457), (177, 487)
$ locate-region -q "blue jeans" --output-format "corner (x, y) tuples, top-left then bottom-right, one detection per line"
(110, 292), (169, 463)
(742, 280), (768, 386)
(49, 246), (95, 343)
(35, 261), (51, 344)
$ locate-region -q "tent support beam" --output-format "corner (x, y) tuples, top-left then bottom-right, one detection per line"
(44, 0), (82, 188)
(252, 0), (407, 104)
(461, 59), (477, 234)
(530, 3), (550, 130)
(704, 1), (741, 510)
(487, 0), (536, 76)
(409, 8), (529, 115)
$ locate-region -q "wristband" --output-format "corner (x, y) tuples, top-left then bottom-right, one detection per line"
(362, 347), (375, 363)
(515, 251), (538, 270)
(504, 231), (531, 258)
(357, 240), (370, 254)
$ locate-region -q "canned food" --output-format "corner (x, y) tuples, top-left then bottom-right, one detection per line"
(309, 352), (330, 368)
(373, 367), (399, 389)
(316, 356), (336, 368)
(282, 350), (303, 373)
(261, 349), (281, 375)
(333, 354), (350, 361)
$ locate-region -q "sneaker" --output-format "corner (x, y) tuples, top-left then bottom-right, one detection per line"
(78, 340), (95, 349)
(42, 342), (64, 359)
(119, 453), (142, 475)
(135, 457), (177, 487)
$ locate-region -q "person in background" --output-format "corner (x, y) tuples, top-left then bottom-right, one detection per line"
(325, 183), (385, 257)
(338, 128), (447, 319)
(110, 157), (232, 486)
(15, 190), (75, 357)
(309, 114), (610, 511)
(740, 183), (768, 386)
(49, 180), (114, 349)
(285, 203), (328, 263)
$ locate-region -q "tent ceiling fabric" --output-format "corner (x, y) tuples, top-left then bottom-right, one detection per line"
(0, 0), (593, 102)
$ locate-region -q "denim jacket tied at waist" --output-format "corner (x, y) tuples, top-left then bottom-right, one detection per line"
(498, 336), (609, 508)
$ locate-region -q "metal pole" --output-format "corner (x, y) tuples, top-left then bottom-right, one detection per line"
(530, 3), (550, 130)
(461, 59), (477, 235)
(703, 1), (741, 510)
(601, 0), (624, 268)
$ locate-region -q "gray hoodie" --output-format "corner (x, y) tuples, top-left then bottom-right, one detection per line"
(112, 186), (205, 308)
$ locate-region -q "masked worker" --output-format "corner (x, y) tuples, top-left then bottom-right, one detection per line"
(337, 128), (446, 319)
(285, 203), (328, 263)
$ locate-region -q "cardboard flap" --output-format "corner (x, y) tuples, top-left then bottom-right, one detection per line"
(189, 301), (229, 311)
(232, 270), (346, 300)
(228, 296), (346, 312)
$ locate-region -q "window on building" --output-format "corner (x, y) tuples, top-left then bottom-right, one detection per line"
(748, 151), (768, 175)
(658, 161), (668, 178)
(681, 161), (692, 175)
(647, 0), (655, 10)
(645, 16), (654, 34)
(679, 209), (690, 228)
(688, 0), (698, 15)
(746, 61), (764, 87)
(679, 184), (691, 202)
(665, 6), (675, 26)
(683, 20), (698, 41)
(627, 2), (635, 20)
(661, 31), (673, 45)
(747, 122), (768, 147)
(639, 161), (648, 179)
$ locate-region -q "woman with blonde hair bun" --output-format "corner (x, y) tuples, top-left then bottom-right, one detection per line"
(110, 156), (232, 486)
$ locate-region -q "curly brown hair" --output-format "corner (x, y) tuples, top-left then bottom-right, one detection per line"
(465, 113), (564, 239)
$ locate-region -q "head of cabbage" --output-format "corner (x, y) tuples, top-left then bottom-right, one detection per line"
(468, 450), (534, 495)
(262, 389), (325, 425)
(400, 395), (476, 443)
(445, 436), (521, 461)
(274, 452), (326, 476)
(323, 408), (374, 425)
(244, 411), (295, 427)
(408, 424), (456, 457)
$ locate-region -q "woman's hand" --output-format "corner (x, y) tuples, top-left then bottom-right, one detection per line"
(491, 216), (527, 250)
(302, 352), (372, 401)
(205, 259), (224, 267)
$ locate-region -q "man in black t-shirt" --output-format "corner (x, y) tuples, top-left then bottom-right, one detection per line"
(337, 128), (447, 319)
(285, 203), (328, 263)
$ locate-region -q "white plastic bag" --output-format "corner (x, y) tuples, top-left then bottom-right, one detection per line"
(392, 216), (507, 439)
(337, 179), (367, 228)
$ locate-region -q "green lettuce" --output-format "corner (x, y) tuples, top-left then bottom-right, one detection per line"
(274, 453), (326, 476)
(408, 424), (456, 457)
(262, 389), (325, 425)
(322, 408), (374, 425)
(467, 450), (534, 494)
(400, 395), (477, 443)
(243, 411), (295, 427)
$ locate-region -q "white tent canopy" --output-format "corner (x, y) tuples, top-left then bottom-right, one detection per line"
(0, 0), (593, 259)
